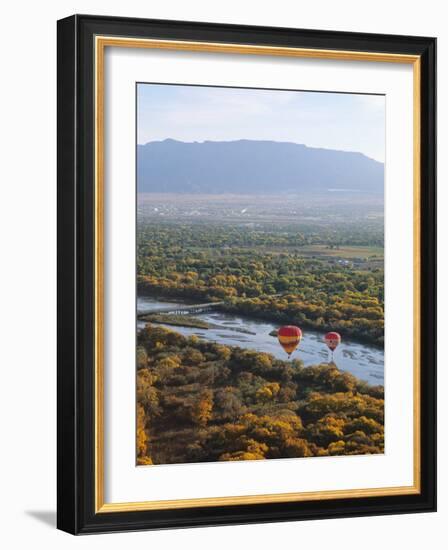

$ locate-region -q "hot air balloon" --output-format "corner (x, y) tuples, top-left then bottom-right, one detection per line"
(324, 331), (341, 360)
(277, 325), (302, 357)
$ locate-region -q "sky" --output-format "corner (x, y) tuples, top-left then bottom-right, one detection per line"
(137, 83), (385, 163)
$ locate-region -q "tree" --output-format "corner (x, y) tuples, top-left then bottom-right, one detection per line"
(283, 437), (313, 458)
(182, 347), (206, 365)
(327, 440), (346, 455)
(191, 390), (213, 427)
(255, 382), (280, 403)
(215, 387), (245, 420)
(137, 368), (160, 415)
(220, 439), (268, 461)
(136, 346), (148, 369)
(136, 403), (152, 465)
(306, 416), (346, 446)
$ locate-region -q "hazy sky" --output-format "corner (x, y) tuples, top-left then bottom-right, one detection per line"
(137, 83), (385, 163)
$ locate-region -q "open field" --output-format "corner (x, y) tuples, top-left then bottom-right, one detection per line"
(297, 244), (383, 259)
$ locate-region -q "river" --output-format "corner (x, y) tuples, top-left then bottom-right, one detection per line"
(137, 296), (384, 385)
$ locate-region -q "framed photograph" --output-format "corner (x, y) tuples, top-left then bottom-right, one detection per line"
(57, 14), (436, 534)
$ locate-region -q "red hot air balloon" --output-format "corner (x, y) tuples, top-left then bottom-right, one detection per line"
(324, 332), (341, 359)
(277, 325), (302, 357)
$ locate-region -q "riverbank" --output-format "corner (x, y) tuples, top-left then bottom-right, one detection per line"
(138, 311), (258, 335)
(139, 313), (210, 329)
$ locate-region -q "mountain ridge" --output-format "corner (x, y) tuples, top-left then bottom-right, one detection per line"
(137, 139), (384, 195)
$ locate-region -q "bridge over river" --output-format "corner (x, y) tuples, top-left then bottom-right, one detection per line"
(138, 301), (224, 317)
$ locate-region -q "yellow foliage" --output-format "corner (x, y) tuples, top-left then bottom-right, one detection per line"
(136, 403), (151, 462)
(137, 456), (153, 466)
(191, 390), (213, 427)
(135, 321), (384, 464)
(328, 440), (346, 455)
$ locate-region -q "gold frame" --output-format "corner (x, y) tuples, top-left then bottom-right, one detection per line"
(94, 36), (421, 514)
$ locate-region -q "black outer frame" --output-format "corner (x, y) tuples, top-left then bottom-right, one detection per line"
(57, 14), (436, 535)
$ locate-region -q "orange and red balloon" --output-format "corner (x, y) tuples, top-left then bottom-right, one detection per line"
(277, 325), (302, 357)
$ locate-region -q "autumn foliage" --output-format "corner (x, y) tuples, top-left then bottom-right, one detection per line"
(137, 224), (384, 345)
(136, 325), (384, 465)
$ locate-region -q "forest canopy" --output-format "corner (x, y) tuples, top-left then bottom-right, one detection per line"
(137, 325), (384, 466)
(137, 223), (384, 345)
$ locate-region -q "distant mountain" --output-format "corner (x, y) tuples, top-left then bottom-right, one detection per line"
(137, 139), (384, 194)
